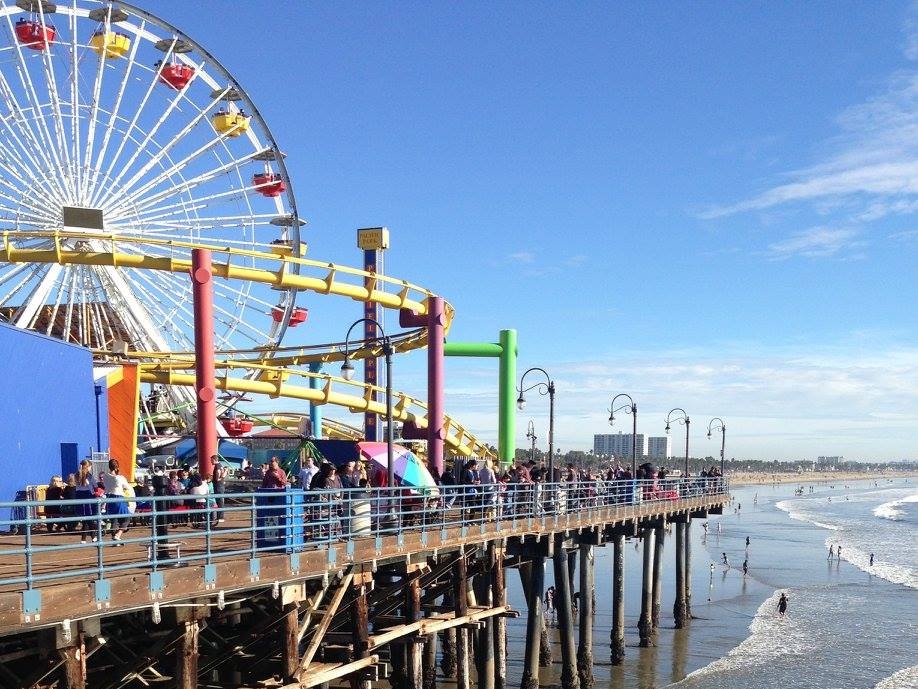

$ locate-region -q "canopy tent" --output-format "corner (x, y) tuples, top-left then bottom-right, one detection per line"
(166, 437), (248, 467)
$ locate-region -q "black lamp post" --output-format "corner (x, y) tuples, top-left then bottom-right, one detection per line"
(609, 393), (638, 477)
(517, 368), (555, 481)
(665, 408), (690, 478)
(526, 420), (537, 463)
(342, 318), (394, 493)
(707, 417), (726, 476)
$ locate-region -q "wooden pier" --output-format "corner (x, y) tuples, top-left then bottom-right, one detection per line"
(0, 486), (728, 689)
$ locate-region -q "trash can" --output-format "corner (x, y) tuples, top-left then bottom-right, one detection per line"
(255, 488), (305, 552)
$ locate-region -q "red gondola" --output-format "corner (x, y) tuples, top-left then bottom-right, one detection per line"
(158, 63), (195, 90)
(220, 417), (253, 437)
(252, 172), (286, 197)
(15, 18), (56, 51)
(271, 305), (307, 326)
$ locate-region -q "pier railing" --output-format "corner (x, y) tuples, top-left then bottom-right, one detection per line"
(0, 477), (728, 592)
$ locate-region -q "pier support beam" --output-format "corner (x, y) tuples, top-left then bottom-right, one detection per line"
(473, 571), (495, 689)
(519, 559), (544, 689)
(610, 534), (625, 665)
(351, 576), (372, 689)
(406, 566), (424, 689)
(577, 544), (594, 689)
(177, 620), (200, 689)
(685, 517), (693, 619)
(638, 528), (654, 647)
(491, 544), (508, 689)
(652, 523), (665, 636)
(454, 553), (471, 689)
(281, 600), (299, 682)
(57, 622), (85, 689)
(674, 523), (687, 628)
(519, 560), (552, 667)
(422, 632), (437, 689)
(553, 537), (580, 689)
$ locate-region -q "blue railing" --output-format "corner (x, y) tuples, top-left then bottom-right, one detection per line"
(0, 477), (728, 592)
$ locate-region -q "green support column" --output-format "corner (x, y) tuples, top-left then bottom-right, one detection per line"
(498, 329), (516, 465)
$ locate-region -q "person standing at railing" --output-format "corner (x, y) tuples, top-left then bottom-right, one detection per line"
(44, 475), (65, 532)
(102, 458), (131, 544)
(478, 458), (497, 520)
(460, 459), (480, 511)
(75, 460), (96, 543)
(262, 456), (288, 489)
(212, 458), (227, 524)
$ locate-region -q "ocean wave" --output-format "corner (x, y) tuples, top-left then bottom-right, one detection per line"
(872, 493), (918, 521)
(673, 591), (808, 682)
(774, 499), (840, 531)
(831, 539), (918, 589)
(874, 665), (918, 689)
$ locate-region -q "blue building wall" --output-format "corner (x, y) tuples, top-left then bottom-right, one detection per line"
(0, 322), (108, 511)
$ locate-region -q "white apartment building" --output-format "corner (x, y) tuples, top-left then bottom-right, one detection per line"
(593, 432), (647, 459)
(647, 436), (671, 460)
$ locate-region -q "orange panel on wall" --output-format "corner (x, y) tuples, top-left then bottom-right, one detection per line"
(107, 365), (140, 482)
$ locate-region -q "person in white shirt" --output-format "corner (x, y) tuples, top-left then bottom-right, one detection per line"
(300, 456), (318, 489)
(478, 458), (497, 520)
(102, 458), (132, 543)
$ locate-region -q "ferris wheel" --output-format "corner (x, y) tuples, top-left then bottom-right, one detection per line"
(0, 0), (305, 357)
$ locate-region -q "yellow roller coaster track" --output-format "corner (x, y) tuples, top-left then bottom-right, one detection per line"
(1, 230), (495, 459)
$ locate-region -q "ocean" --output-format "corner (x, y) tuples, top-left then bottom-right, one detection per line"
(496, 477), (917, 689)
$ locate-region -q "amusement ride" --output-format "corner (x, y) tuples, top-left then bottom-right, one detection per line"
(0, 0), (495, 461)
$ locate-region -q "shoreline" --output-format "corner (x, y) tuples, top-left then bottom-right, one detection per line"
(728, 470), (918, 488)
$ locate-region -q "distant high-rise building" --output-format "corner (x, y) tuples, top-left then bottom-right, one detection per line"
(647, 436), (671, 460)
(593, 432), (647, 459)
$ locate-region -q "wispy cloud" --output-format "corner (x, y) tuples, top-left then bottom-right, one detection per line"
(507, 250), (535, 264)
(702, 7), (918, 223)
(766, 227), (865, 260)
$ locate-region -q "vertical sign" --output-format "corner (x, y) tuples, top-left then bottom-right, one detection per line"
(357, 228), (390, 443)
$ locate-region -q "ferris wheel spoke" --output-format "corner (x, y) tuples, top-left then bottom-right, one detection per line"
(93, 262), (172, 352)
(0, 115), (62, 205)
(0, 154), (61, 213)
(91, 58), (207, 210)
(65, 3), (83, 201)
(115, 180), (268, 223)
(85, 19), (145, 205)
(0, 69), (66, 201)
(115, 148), (265, 219)
(11, 262), (63, 328)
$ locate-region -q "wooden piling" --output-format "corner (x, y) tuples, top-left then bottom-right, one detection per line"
(473, 570), (495, 689)
(439, 588), (457, 678)
(406, 566), (424, 689)
(610, 534), (625, 665)
(519, 559), (544, 689)
(351, 578), (372, 689)
(423, 632), (437, 689)
(454, 553), (471, 689)
(553, 536), (580, 689)
(652, 523), (665, 636)
(57, 622), (85, 689)
(685, 517), (692, 619)
(281, 601), (299, 682)
(638, 528), (654, 647)
(490, 543), (508, 689)
(519, 560), (552, 667)
(176, 620), (199, 689)
(674, 523), (687, 628)
(576, 544), (594, 689)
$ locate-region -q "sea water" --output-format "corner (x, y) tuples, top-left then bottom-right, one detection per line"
(669, 478), (918, 689)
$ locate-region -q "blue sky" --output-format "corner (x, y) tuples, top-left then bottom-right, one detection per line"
(154, 1), (918, 461)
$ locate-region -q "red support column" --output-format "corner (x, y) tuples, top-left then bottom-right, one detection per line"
(427, 297), (445, 477)
(192, 248), (217, 479)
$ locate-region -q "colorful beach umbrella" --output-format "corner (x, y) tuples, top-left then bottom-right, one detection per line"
(357, 442), (439, 494)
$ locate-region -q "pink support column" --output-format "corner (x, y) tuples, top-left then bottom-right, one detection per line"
(427, 297), (446, 476)
(400, 297), (446, 476)
(192, 248), (217, 480)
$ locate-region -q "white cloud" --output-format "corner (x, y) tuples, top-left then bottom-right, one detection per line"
(507, 250), (535, 264)
(766, 227), (865, 259)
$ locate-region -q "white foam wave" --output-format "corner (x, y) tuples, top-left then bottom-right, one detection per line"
(676, 591), (808, 681)
(872, 493), (918, 521)
(874, 665), (918, 689)
(830, 538), (918, 589)
(774, 499), (840, 531)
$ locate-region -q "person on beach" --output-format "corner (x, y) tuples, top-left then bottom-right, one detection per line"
(722, 552), (729, 566)
(742, 559), (748, 576)
(745, 536), (750, 548)
(837, 545), (842, 560)
(828, 545), (834, 559)
(717, 522), (722, 534)
(870, 553), (875, 566)
(777, 592), (788, 617)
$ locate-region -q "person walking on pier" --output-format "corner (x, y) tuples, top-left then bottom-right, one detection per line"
(102, 458), (132, 544)
(212, 457), (226, 523)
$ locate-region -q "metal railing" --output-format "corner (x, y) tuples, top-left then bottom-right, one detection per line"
(0, 477), (728, 592)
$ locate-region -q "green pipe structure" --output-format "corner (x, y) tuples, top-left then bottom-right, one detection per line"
(443, 329), (517, 465)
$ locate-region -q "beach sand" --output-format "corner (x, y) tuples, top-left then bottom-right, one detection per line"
(728, 469), (917, 487)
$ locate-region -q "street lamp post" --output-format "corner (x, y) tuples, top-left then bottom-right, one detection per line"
(665, 408), (690, 479)
(517, 368), (555, 481)
(609, 393), (638, 477)
(707, 418), (726, 476)
(526, 420), (537, 463)
(342, 318), (394, 494)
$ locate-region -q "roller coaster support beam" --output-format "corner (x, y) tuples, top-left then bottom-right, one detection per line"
(440, 329), (517, 465)
(191, 249), (217, 479)
(400, 297), (447, 475)
(308, 361), (323, 437)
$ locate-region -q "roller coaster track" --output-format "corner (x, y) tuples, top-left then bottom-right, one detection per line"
(1, 230), (495, 459)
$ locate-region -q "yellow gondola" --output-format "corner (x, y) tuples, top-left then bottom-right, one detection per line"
(89, 31), (131, 59)
(212, 111), (250, 137)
